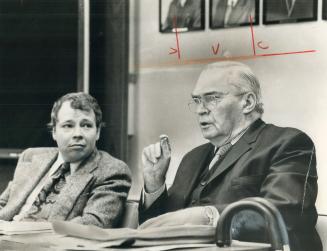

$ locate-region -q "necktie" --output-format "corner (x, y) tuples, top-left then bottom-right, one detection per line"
(285, 0), (296, 17)
(208, 143), (232, 170)
(225, 0), (237, 25)
(27, 162), (70, 217)
(224, 4), (233, 25)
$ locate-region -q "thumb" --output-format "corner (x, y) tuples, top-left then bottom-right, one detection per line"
(160, 135), (171, 158)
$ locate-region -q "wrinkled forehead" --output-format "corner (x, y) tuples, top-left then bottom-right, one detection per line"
(192, 67), (241, 96)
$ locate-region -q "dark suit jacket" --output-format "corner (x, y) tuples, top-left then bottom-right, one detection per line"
(265, 0), (315, 22)
(211, 0), (255, 27)
(0, 147), (132, 228)
(140, 119), (322, 251)
(162, 0), (202, 31)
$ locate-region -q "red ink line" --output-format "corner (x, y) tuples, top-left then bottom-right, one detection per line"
(257, 50), (316, 57)
(249, 15), (256, 56)
(140, 50), (316, 69)
(212, 43), (220, 55)
(173, 16), (181, 60)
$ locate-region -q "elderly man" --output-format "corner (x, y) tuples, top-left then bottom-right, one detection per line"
(0, 92), (131, 228)
(139, 61), (322, 251)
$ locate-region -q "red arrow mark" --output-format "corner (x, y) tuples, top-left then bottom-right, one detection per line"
(212, 43), (220, 55)
(169, 47), (178, 55)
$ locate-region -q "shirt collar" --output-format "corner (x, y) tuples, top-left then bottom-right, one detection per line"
(214, 125), (249, 152)
(180, 0), (187, 7)
(230, 127), (248, 145)
(227, 0), (238, 7)
(56, 152), (82, 174)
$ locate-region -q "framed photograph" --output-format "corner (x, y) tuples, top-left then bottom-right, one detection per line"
(323, 0), (327, 20)
(263, 0), (318, 24)
(210, 0), (259, 29)
(159, 0), (205, 33)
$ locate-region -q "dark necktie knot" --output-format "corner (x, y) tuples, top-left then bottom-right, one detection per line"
(217, 143), (232, 157)
(53, 162), (70, 179)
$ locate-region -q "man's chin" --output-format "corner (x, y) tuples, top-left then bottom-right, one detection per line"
(201, 132), (217, 141)
(62, 150), (90, 163)
(201, 128), (216, 139)
(201, 130), (225, 144)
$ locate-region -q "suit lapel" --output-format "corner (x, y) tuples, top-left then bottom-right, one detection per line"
(182, 144), (214, 204)
(49, 172), (94, 220)
(207, 119), (266, 185)
(49, 150), (100, 220)
(13, 151), (58, 209)
(207, 138), (250, 184)
(1, 150), (58, 220)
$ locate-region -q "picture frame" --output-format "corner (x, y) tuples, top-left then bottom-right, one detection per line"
(323, 0), (327, 20)
(209, 0), (259, 29)
(263, 0), (318, 25)
(159, 0), (205, 33)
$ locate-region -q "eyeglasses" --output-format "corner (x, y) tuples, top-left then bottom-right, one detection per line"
(188, 92), (247, 113)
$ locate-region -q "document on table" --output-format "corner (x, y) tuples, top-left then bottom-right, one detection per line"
(0, 221), (270, 250)
(52, 221), (216, 248)
(0, 221), (53, 235)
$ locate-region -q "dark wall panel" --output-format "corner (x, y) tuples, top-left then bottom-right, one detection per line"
(89, 0), (129, 161)
(0, 0), (78, 150)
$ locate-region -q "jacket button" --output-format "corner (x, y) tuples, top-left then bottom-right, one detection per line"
(201, 181), (207, 186)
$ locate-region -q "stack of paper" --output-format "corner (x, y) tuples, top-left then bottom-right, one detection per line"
(0, 221), (53, 235)
(52, 221), (216, 248)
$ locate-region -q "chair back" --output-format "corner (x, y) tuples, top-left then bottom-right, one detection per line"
(316, 214), (327, 251)
(120, 199), (139, 229)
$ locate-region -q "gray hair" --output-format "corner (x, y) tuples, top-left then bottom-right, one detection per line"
(202, 61), (264, 114)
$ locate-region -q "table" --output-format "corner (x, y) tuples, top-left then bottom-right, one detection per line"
(0, 232), (271, 251)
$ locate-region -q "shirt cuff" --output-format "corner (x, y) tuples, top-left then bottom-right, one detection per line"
(204, 206), (220, 227)
(142, 184), (166, 209)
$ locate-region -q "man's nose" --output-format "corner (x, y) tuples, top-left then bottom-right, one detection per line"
(72, 126), (83, 138)
(196, 102), (209, 115)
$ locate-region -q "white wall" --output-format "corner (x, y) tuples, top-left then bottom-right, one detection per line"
(129, 0), (327, 213)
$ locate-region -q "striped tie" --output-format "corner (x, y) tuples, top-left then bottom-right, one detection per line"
(208, 143), (232, 170)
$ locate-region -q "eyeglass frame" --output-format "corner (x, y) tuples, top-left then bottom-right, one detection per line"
(188, 91), (248, 113)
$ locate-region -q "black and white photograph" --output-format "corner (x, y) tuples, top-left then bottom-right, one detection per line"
(160, 0), (205, 32)
(210, 0), (259, 29)
(0, 0), (327, 250)
(263, 0), (318, 24)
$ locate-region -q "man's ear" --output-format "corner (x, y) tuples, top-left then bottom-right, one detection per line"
(96, 128), (101, 141)
(52, 128), (57, 141)
(242, 92), (256, 114)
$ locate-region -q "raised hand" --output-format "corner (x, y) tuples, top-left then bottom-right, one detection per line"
(142, 135), (171, 193)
